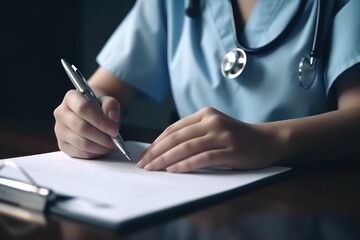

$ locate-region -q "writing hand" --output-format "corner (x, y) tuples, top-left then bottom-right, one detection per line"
(54, 90), (120, 158)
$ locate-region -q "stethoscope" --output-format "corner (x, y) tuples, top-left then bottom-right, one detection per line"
(185, 0), (326, 89)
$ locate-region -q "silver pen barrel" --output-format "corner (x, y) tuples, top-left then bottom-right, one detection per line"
(112, 135), (132, 162)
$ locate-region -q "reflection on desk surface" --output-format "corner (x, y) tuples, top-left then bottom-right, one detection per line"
(1, 191), (359, 240)
(0, 209), (359, 240)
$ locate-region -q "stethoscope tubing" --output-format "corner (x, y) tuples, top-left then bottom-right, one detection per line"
(228, 0), (309, 54)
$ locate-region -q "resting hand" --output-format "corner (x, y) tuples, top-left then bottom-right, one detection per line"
(137, 107), (284, 172)
(54, 90), (120, 158)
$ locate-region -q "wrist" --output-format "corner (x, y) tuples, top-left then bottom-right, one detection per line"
(258, 122), (292, 165)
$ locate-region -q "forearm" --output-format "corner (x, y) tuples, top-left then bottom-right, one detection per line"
(265, 107), (360, 165)
(88, 67), (139, 115)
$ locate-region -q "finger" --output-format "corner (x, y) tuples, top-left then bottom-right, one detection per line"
(65, 90), (119, 137)
(138, 121), (207, 168)
(99, 96), (121, 123)
(143, 134), (222, 171)
(146, 107), (220, 155)
(166, 148), (231, 173)
(152, 109), (204, 145)
(61, 109), (115, 149)
(59, 125), (115, 156)
(140, 111), (205, 163)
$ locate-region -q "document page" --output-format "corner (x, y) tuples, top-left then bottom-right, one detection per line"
(0, 141), (290, 229)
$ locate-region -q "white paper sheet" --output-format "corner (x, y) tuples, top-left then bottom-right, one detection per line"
(0, 141), (290, 229)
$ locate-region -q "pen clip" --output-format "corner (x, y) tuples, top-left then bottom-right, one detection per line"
(71, 65), (102, 108)
(61, 59), (89, 93)
(71, 65), (87, 84)
(71, 65), (100, 104)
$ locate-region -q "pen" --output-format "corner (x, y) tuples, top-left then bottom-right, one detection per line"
(60, 59), (132, 162)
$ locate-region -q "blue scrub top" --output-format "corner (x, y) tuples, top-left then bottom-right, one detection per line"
(97, 0), (360, 123)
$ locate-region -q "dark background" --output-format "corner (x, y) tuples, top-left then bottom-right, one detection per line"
(1, 0), (174, 131)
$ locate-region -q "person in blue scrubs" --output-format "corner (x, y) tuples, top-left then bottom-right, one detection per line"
(54, 0), (360, 172)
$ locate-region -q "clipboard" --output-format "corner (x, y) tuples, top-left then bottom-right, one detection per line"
(0, 142), (291, 231)
(0, 161), (56, 212)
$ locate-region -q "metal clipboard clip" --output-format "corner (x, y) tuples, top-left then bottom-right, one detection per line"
(0, 161), (56, 212)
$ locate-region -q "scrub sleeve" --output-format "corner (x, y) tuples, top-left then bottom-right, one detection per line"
(325, 0), (360, 94)
(97, 0), (170, 103)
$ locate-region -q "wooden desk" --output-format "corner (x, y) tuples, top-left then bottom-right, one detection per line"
(1, 117), (359, 239)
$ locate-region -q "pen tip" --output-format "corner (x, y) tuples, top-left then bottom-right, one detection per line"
(125, 154), (132, 162)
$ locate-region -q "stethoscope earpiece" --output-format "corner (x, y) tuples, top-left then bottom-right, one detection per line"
(221, 48), (247, 79)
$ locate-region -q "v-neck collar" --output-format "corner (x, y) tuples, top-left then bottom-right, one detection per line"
(241, 0), (283, 47)
(207, 0), (303, 51)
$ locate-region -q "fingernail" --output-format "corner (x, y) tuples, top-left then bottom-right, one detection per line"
(108, 110), (119, 122)
(166, 166), (177, 173)
(107, 126), (118, 137)
(144, 163), (154, 171)
(137, 159), (144, 167)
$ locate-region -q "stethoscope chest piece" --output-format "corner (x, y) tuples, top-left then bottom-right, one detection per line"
(298, 57), (316, 89)
(221, 48), (247, 79)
